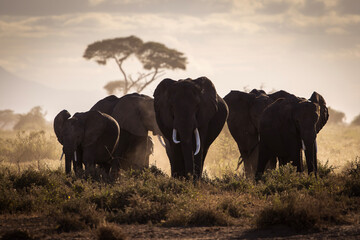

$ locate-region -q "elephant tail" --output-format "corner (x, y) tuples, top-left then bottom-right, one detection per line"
(235, 156), (244, 171)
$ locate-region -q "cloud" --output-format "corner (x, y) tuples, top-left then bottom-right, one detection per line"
(323, 44), (360, 60)
(88, 0), (107, 6)
(336, 0), (360, 15)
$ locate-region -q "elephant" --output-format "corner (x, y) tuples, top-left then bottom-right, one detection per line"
(154, 77), (229, 179)
(54, 110), (120, 178)
(255, 91), (329, 179)
(224, 89), (276, 178)
(90, 93), (161, 172)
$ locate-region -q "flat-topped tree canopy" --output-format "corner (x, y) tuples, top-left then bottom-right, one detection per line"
(83, 35), (143, 65)
(83, 35), (187, 95)
(136, 42), (187, 71)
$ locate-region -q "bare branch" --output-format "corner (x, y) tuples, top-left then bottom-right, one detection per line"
(137, 68), (160, 93)
(113, 57), (129, 94)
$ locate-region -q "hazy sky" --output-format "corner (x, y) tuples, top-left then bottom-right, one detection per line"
(0, 0), (359, 121)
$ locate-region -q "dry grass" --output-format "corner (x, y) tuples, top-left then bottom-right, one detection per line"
(317, 124), (360, 172)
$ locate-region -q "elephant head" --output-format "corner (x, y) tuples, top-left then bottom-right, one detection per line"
(111, 93), (161, 137)
(268, 90), (299, 102)
(154, 77), (221, 178)
(309, 91), (329, 133)
(292, 100), (320, 174)
(224, 90), (274, 177)
(54, 110), (118, 174)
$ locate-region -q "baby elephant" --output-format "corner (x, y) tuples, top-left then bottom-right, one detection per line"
(54, 110), (120, 178)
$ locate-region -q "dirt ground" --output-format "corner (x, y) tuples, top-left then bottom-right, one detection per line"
(1, 214), (360, 240)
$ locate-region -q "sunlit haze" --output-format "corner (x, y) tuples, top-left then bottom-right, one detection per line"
(0, 0), (359, 121)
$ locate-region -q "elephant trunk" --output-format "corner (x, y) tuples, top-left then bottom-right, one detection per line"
(181, 141), (195, 177)
(64, 150), (73, 174)
(316, 106), (329, 133)
(173, 114), (199, 178)
(302, 133), (317, 176)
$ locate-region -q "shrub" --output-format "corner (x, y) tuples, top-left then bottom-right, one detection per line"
(256, 191), (346, 230)
(317, 160), (336, 178)
(1, 229), (36, 240)
(259, 164), (318, 195)
(218, 197), (247, 219)
(96, 223), (127, 240)
(342, 159), (360, 197)
(12, 169), (50, 190)
(166, 203), (231, 227)
(108, 193), (168, 224)
(2, 130), (60, 167)
(54, 199), (104, 232)
(212, 172), (251, 192)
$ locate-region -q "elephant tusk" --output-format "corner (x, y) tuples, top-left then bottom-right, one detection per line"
(74, 151), (77, 162)
(301, 140), (306, 150)
(60, 152), (64, 161)
(158, 135), (166, 147)
(194, 128), (201, 156)
(172, 129), (181, 144)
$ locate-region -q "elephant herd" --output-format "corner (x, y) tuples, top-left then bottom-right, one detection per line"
(54, 77), (329, 180)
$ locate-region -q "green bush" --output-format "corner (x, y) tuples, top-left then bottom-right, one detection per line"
(1, 229), (36, 240)
(12, 169), (50, 190)
(342, 159), (360, 197)
(256, 191), (346, 230)
(212, 172), (251, 192)
(108, 194), (168, 224)
(96, 223), (127, 240)
(218, 197), (247, 219)
(54, 199), (104, 232)
(259, 164), (319, 195)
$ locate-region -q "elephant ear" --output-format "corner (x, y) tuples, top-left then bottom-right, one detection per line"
(309, 91), (329, 133)
(153, 78), (176, 138)
(193, 76), (218, 117)
(137, 95), (162, 136)
(250, 93), (272, 128)
(53, 109), (71, 145)
(80, 111), (107, 147)
(111, 94), (150, 136)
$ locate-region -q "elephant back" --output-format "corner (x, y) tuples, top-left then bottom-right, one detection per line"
(90, 95), (119, 115)
(111, 93), (157, 137)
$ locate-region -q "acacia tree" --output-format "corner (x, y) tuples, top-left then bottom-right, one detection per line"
(83, 35), (187, 95)
(351, 114), (360, 126)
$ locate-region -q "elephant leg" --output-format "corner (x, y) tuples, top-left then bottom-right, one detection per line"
(83, 148), (96, 178)
(99, 162), (111, 181)
(117, 129), (133, 170)
(256, 141), (272, 179)
(265, 157), (277, 170)
(244, 146), (261, 178)
(291, 148), (303, 172)
(65, 157), (72, 175)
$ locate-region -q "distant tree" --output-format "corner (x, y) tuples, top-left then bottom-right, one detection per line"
(351, 114), (360, 126)
(0, 109), (20, 130)
(327, 107), (346, 124)
(13, 106), (48, 130)
(83, 35), (187, 95)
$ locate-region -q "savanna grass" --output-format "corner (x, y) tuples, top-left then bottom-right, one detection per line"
(0, 157), (359, 231)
